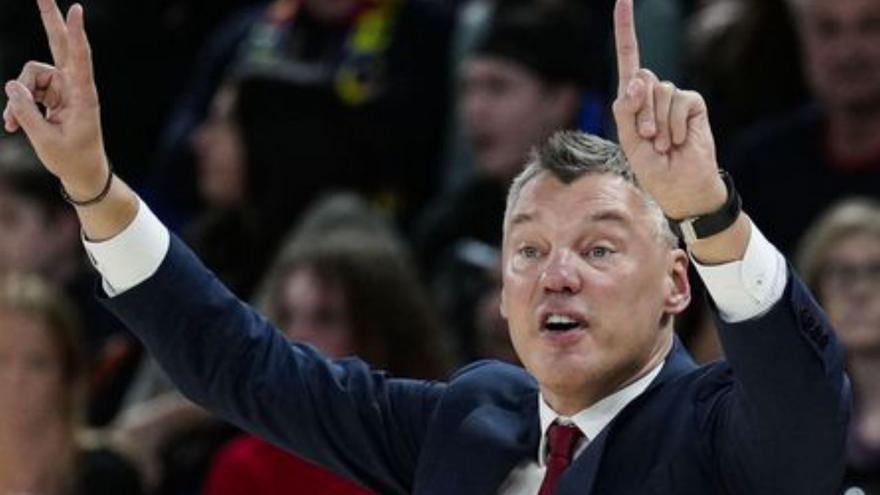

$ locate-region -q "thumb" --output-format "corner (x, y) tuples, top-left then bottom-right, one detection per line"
(5, 81), (52, 140)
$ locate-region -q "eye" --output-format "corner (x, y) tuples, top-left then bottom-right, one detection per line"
(585, 246), (613, 259)
(518, 245), (541, 259)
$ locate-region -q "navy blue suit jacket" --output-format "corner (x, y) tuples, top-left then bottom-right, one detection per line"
(103, 236), (850, 494)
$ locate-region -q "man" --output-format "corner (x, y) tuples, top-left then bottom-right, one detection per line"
(728, 0), (880, 255)
(3, 0), (849, 493)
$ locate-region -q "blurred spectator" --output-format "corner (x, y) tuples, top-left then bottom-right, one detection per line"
(688, 0), (808, 145)
(204, 192), (450, 494)
(726, 0), (880, 255)
(796, 198), (880, 494)
(0, 135), (121, 359)
(185, 81), (263, 298)
(414, 2), (598, 359)
(152, 0), (454, 249)
(0, 273), (142, 495)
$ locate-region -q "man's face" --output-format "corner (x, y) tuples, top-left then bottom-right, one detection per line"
(501, 173), (688, 410)
(819, 232), (880, 354)
(462, 58), (575, 181)
(798, 0), (880, 113)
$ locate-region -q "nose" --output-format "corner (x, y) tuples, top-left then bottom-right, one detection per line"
(540, 250), (582, 294)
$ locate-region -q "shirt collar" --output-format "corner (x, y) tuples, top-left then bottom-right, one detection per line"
(536, 361), (664, 466)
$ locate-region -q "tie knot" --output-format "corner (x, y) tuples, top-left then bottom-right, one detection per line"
(547, 421), (584, 462)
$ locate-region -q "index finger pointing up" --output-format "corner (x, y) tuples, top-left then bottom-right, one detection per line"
(614, 0), (640, 94)
(37, 0), (69, 67)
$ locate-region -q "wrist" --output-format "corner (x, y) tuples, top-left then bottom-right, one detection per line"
(60, 161), (113, 206)
(667, 170), (740, 245)
(58, 158), (113, 204)
(666, 175), (727, 220)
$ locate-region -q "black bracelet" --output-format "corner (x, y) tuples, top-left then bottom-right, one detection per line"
(60, 164), (114, 207)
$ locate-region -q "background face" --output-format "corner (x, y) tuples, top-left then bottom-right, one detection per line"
(820, 232), (880, 354)
(799, 0), (880, 113)
(0, 308), (64, 429)
(0, 190), (53, 276)
(500, 174), (675, 402)
(462, 58), (568, 181)
(191, 87), (247, 208)
(276, 266), (354, 358)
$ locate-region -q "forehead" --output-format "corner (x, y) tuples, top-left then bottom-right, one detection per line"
(505, 172), (648, 233)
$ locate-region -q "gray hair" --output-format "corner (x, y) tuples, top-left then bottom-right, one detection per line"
(504, 130), (678, 248)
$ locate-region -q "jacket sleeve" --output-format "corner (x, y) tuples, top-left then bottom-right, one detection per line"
(100, 235), (445, 494)
(707, 268), (851, 494)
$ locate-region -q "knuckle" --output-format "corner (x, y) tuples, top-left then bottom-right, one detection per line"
(637, 68), (657, 81)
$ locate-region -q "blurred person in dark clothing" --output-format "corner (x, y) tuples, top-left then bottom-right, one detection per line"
(153, 0), (454, 247)
(687, 0), (808, 146)
(185, 82), (263, 298)
(414, 2), (601, 359)
(726, 0), (880, 255)
(797, 198), (880, 494)
(0, 273), (142, 495)
(204, 193), (449, 495)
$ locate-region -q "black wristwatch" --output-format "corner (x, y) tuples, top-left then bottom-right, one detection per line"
(667, 170), (742, 244)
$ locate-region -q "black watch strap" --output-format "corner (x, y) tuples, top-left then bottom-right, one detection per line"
(667, 170), (742, 244)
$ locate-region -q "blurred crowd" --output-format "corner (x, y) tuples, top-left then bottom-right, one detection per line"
(0, 0), (878, 493)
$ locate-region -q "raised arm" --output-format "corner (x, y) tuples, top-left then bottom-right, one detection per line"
(609, 1), (849, 491)
(610, 0), (750, 265)
(3, 0), (138, 241)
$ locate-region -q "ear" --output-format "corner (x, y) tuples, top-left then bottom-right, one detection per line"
(664, 248), (691, 315)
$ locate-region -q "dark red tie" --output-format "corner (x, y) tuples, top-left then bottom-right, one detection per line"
(538, 421), (584, 495)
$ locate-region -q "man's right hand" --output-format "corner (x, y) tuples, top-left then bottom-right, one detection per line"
(3, 0), (109, 201)
(4, 0), (139, 242)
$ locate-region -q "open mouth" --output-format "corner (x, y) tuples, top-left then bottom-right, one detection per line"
(542, 313), (587, 333)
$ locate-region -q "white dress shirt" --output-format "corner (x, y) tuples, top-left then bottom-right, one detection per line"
(83, 198), (789, 494)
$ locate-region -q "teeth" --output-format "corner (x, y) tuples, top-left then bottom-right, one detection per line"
(546, 314), (577, 325)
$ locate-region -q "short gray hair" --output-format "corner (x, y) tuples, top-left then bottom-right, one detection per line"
(504, 130), (678, 248)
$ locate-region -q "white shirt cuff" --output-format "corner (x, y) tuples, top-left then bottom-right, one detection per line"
(691, 221), (787, 323)
(82, 198), (170, 297)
